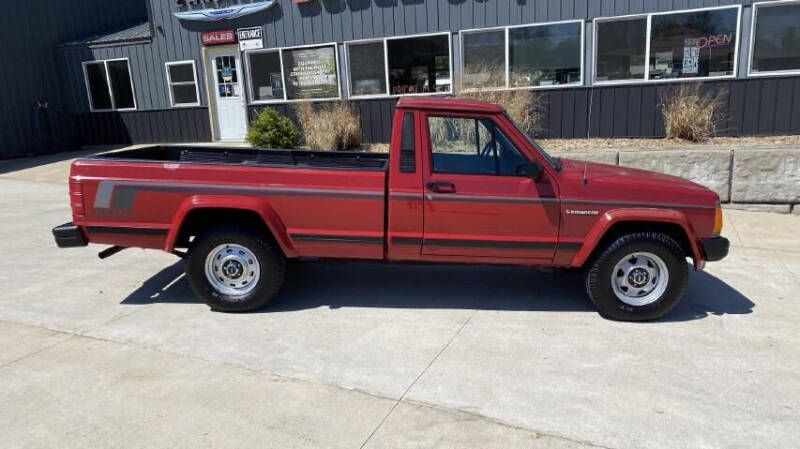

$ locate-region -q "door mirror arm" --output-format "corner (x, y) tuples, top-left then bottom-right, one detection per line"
(525, 161), (544, 181)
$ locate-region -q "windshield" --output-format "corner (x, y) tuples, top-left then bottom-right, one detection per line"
(505, 113), (561, 171)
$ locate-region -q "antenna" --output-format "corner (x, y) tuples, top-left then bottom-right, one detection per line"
(582, 85), (594, 185)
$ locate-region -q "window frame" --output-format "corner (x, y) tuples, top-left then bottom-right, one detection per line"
(458, 26), (508, 92)
(748, 0), (800, 77)
(592, 5), (742, 86)
(425, 113), (530, 177)
(81, 58), (137, 112)
(245, 42), (342, 105)
(344, 37), (389, 100)
(343, 31), (454, 99)
(458, 19), (585, 93)
(164, 60), (201, 108)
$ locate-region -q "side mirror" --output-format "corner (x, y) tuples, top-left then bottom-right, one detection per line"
(525, 161), (544, 180)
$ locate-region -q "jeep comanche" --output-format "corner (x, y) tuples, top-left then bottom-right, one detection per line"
(52, 97), (729, 321)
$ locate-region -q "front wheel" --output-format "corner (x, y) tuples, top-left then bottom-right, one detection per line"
(584, 232), (688, 321)
(185, 226), (285, 312)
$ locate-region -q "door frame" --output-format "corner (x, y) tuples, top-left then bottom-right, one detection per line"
(201, 44), (248, 141)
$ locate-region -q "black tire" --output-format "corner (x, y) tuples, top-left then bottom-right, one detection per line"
(185, 226), (285, 312)
(584, 232), (688, 321)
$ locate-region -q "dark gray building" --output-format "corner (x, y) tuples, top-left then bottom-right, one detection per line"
(4, 0), (800, 158)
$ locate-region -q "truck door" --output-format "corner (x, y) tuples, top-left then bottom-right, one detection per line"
(420, 112), (559, 260)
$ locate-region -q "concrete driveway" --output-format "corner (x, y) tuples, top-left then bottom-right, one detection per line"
(1, 151), (799, 449)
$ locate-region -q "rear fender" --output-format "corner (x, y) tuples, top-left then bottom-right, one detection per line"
(164, 195), (297, 257)
(570, 208), (704, 270)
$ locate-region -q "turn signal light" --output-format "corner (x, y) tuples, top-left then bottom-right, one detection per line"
(713, 202), (723, 236)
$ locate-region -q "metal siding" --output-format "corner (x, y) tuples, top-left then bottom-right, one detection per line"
(10, 0), (800, 157)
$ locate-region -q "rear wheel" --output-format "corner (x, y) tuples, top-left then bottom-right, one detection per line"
(584, 232), (688, 321)
(185, 226), (285, 312)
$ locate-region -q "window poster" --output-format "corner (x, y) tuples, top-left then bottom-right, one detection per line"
(282, 46), (339, 99)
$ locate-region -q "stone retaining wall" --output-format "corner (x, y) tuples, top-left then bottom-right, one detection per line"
(548, 146), (800, 214)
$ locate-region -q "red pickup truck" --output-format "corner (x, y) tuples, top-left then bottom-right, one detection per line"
(52, 97), (728, 321)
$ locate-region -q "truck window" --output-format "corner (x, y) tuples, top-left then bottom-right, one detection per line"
(427, 116), (528, 176)
(400, 112), (416, 172)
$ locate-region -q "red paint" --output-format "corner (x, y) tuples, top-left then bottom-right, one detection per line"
(200, 30), (235, 46)
(63, 97), (721, 269)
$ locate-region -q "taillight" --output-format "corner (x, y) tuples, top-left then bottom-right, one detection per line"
(712, 202), (723, 236)
(69, 180), (85, 218)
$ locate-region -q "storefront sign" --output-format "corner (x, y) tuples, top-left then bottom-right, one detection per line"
(282, 46), (338, 99)
(201, 30), (235, 46)
(174, 0), (276, 21)
(237, 27), (263, 51)
(685, 33), (733, 49)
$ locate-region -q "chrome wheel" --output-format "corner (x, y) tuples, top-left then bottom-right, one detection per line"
(204, 244), (260, 297)
(610, 252), (669, 306)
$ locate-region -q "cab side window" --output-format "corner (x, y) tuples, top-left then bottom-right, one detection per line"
(428, 116), (528, 176)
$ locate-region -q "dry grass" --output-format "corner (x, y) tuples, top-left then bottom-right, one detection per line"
(661, 84), (726, 142)
(293, 101), (361, 151)
(457, 88), (543, 135)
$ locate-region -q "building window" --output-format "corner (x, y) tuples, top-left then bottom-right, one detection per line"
(165, 61), (200, 107)
(648, 7), (739, 80)
(247, 50), (284, 101)
(750, 1), (800, 76)
(508, 22), (583, 87)
(281, 44), (340, 100)
(387, 34), (452, 95)
(82, 59), (136, 111)
(595, 17), (647, 82)
(461, 28), (506, 90)
(346, 40), (387, 97)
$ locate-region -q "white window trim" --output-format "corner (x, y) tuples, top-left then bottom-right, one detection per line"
(81, 58), (137, 112)
(344, 38), (388, 99)
(343, 31), (454, 100)
(593, 5), (742, 86)
(245, 42), (342, 105)
(165, 60), (201, 107)
(458, 26), (507, 92)
(592, 14), (649, 86)
(748, 0), (800, 77)
(458, 19), (585, 93)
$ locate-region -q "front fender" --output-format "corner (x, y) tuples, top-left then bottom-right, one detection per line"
(163, 195), (297, 257)
(569, 208), (704, 270)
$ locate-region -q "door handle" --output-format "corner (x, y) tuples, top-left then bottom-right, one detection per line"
(425, 181), (456, 193)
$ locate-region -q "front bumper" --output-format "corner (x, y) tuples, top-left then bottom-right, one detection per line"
(699, 236), (729, 262)
(52, 222), (87, 248)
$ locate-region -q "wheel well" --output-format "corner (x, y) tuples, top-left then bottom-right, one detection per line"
(587, 221), (693, 264)
(175, 208), (279, 251)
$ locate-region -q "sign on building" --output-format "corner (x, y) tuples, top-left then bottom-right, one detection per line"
(237, 27), (263, 51)
(200, 30), (236, 46)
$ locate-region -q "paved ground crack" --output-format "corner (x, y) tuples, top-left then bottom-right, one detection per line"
(358, 308), (478, 448)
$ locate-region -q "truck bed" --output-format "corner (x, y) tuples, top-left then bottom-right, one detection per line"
(70, 144), (389, 260)
(93, 145), (389, 171)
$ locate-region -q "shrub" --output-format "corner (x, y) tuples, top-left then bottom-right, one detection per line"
(661, 84), (726, 142)
(245, 107), (300, 148)
(294, 101), (361, 150)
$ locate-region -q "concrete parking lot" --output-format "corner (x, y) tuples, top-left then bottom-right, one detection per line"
(1, 151), (799, 449)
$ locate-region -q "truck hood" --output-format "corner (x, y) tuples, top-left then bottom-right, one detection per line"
(559, 158), (710, 191)
(556, 157), (719, 206)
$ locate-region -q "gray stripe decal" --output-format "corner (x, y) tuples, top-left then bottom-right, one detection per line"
(426, 194), (558, 204)
(290, 233), (382, 244)
(560, 198), (715, 210)
(389, 192), (423, 200)
(94, 180), (383, 210)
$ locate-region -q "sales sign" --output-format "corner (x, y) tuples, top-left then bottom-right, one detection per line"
(200, 30), (235, 46)
(237, 27), (263, 51)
